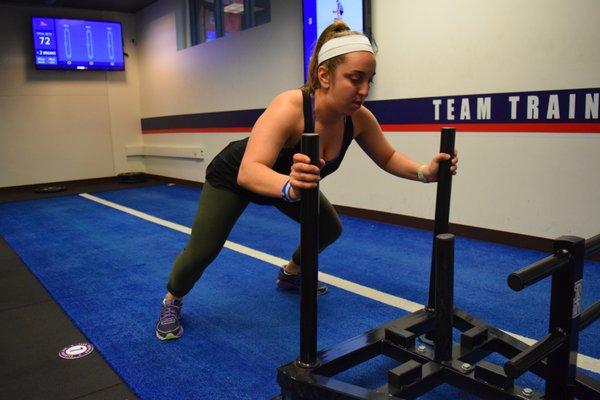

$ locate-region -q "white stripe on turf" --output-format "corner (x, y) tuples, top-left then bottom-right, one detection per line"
(79, 192), (600, 374)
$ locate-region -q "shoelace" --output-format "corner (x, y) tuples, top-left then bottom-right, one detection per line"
(160, 303), (180, 324)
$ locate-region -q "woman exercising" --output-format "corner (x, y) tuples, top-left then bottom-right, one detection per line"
(156, 20), (459, 340)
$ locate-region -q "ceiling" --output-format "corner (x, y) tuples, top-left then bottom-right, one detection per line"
(1, 0), (158, 13)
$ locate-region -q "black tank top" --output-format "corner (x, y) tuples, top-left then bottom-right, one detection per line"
(205, 89), (355, 205)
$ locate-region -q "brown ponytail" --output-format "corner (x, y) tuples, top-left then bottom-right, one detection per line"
(302, 20), (366, 93)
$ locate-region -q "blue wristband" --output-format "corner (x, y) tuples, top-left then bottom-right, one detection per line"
(281, 180), (299, 203)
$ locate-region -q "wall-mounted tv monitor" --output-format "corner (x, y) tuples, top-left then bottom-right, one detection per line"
(302, 0), (371, 81)
(32, 17), (125, 71)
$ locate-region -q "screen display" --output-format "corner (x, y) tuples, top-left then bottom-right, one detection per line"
(302, 0), (368, 80)
(32, 17), (125, 71)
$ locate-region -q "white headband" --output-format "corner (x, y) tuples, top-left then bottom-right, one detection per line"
(317, 34), (374, 65)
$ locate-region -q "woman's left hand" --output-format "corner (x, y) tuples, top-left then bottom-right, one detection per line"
(424, 150), (458, 182)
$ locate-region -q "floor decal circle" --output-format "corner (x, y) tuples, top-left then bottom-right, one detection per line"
(58, 342), (94, 360)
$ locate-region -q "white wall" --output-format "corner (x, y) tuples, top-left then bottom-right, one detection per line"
(0, 3), (144, 188)
(370, 0), (600, 99)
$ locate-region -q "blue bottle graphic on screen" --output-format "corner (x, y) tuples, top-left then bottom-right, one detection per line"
(63, 26), (72, 62)
(107, 29), (115, 62)
(85, 25), (94, 63)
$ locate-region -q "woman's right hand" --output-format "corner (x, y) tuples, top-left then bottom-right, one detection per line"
(288, 153), (325, 200)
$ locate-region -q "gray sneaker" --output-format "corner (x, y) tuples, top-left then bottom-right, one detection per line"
(155, 298), (183, 340)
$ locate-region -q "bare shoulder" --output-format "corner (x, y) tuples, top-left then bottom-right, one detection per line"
(252, 89), (304, 144)
(256, 89), (304, 142)
(268, 89), (304, 112)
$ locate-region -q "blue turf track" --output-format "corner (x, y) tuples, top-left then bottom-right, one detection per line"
(0, 184), (598, 399)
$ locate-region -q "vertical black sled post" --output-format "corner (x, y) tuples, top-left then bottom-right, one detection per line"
(434, 233), (454, 361)
(427, 127), (455, 312)
(298, 133), (321, 368)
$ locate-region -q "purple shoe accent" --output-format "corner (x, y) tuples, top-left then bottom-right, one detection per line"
(276, 268), (328, 295)
(155, 298), (183, 340)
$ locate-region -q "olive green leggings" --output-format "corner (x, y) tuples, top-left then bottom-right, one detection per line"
(166, 181), (342, 297)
